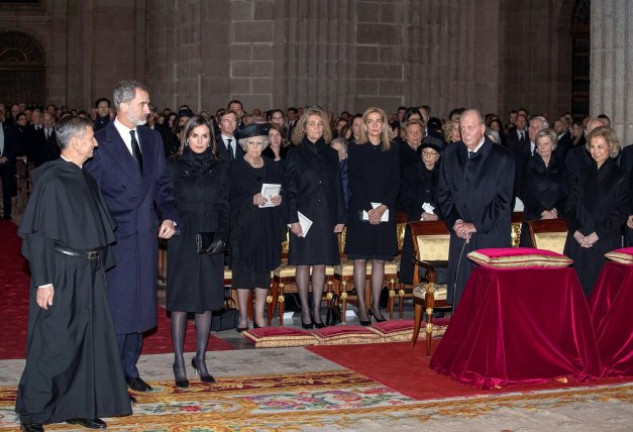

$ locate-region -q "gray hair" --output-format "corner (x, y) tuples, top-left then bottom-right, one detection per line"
(238, 135), (270, 151)
(330, 137), (349, 157)
(530, 115), (550, 130)
(461, 108), (485, 125)
(535, 128), (558, 151)
(113, 80), (149, 111)
(485, 128), (501, 144)
(55, 116), (92, 150)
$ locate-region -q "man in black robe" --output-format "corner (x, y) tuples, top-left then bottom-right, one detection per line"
(16, 116), (131, 432)
(438, 109), (515, 309)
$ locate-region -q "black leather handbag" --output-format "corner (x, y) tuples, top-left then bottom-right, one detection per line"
(195, 232), (226, 255)
(211, 297), (238, 331)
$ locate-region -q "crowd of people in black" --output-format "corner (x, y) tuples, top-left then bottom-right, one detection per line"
(4, 81), (633, 430)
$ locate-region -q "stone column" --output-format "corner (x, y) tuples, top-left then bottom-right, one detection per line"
(590, 0), (633, 145)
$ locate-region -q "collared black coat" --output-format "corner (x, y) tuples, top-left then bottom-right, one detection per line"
(519, 153), (568, 246)
(438, 138), (515, 308)
(564, 158), (630, 296)
(285, 137), (345, 265)
(399, 161), (440, 284)
(166, 148), (228, 312)
(345, 141), (400, 259)
(85, 122), (179, 334)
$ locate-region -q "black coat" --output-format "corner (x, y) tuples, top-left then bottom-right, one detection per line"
(438, 139), (515, 307)
(16, 159), (131, 424)
(229, 157), (286, 273)
(285, 137), (345, 265)
(564, 158), (630, 296)
(619, 145), (633, 246)
(565, 144), (593, 189)
(399, 161), (440, 284)
(166, 149), (228, 312)
(345, 141), (400, 259)
(216, 135), (245, 162)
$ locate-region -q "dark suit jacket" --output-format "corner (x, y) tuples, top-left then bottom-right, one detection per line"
(85, 122), (179, 334)
(215, 134), (244, 162)
(438, 138), (514, 307)
(619, 144), (633, 246)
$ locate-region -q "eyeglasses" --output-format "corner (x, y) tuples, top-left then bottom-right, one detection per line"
(422, 150), (439, 157)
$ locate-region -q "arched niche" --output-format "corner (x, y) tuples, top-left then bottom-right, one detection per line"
(0, 31), (45, 105)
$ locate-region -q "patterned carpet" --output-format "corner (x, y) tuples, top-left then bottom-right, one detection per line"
(2, 369), (633, 431)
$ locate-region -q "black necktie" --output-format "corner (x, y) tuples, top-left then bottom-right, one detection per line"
(468, 150), (475, 159)
(227, 138), (234, 161)
(519, 131), (525, 144)
(130, 130), (143, 173)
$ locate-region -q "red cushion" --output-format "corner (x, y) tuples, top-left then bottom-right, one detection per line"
(313, 325), (381, 344)
(468, 247), (573, 269)
(242, 327), (319, 348)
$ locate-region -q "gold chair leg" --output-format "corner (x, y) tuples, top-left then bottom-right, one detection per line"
(387, 284), (395, 320)
(340, 280), (348, 324)
(266, 279), (275, 326)
(278, 282), (285, 326)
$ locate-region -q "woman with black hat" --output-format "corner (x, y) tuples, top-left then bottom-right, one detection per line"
(229, 123), (286, 331)
(399, 135), (444, 287)
(167, 115), (229, 388)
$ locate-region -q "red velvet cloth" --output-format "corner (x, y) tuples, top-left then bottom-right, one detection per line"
(430, 266), (601, 389)
(589, 261), (633, 376)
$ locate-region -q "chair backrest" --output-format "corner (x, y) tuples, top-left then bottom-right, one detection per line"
(527, 218), (568, 254)
(409, 220), (451, 262)
(396, 210), (409, 253)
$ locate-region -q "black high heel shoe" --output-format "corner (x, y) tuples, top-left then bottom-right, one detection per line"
(368, 308), (386, 323)
(312, 311), (326, 329)
(301, 314), (314, 330)
(172, 364), (189, 388)
(191, 358), (216, 383)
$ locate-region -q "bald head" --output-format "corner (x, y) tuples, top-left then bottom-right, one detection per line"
(585, 117), (608, 135)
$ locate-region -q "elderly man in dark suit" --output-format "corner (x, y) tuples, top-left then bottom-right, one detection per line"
(438, 109), (515, 309)
(85, 80), (179, 395)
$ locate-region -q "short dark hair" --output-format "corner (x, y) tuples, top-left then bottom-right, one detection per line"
(227, 99), (243, 109)
(95, 97), (111, 108)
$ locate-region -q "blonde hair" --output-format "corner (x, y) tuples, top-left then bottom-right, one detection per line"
(291, 107), (332, 145)
(586, 125), (620, 158)
(358, 106), (391, 151)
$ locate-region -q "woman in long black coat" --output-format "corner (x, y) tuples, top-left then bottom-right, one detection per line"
(346, 107), (400, 324)
(399, 133), (443, 286)
(167, 116), (229, 387)
(519, 129), (568, 246)
(230, 123), (286, 331)
(564, 126), (630, 296)
(285, 107), (346, 328)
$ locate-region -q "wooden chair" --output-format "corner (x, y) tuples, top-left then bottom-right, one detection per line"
(271, 229), (335, 325)
(511, 212), (524, 247)
(527, 218), (568, 254)
(333, 216), (403, 323)
(409, 220), (451, 356)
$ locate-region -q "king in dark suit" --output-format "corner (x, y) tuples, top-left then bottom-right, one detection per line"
(438, 109), (515, 308)
(85, 80), (179, 394)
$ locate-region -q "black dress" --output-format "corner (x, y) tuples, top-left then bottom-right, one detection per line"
(285, 137), (345, 265)
(229, 157), (286, 288)
(166, 148), (229, 312)
(619, 145), (633, 246)
(564, 158), (630, 296)
(399, 161), (440, 284)
(519, 154), (568, 246)
(16, 159), (131, 425)
(345, 141), (400, 260)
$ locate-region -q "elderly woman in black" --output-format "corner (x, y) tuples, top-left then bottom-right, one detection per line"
(399, 137), (443, 287)
(519, 129), (568, 246)
(167, 116), (229, 387)
(564, 126), (630, 296)
(285, 107), (346, 329)
(229, 123), (285, 331)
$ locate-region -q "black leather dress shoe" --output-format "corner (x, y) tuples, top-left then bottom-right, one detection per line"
(126, 376), (152, 392)
(20, 424), (44, 432)
(66, 418), (107, 429)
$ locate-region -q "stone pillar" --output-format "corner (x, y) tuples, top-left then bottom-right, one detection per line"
(590, 0), (633, 145)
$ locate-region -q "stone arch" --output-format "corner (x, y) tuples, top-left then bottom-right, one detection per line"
(0, 31), (46, 105)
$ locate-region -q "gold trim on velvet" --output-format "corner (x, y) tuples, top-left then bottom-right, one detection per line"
(467, 251), (572, 268)
(243, 330), (319, 348)
(604, 251), (633, 265)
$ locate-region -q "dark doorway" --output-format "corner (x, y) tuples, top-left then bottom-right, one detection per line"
(571, 0), (590, 120)
(0, 31), (45, 105)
